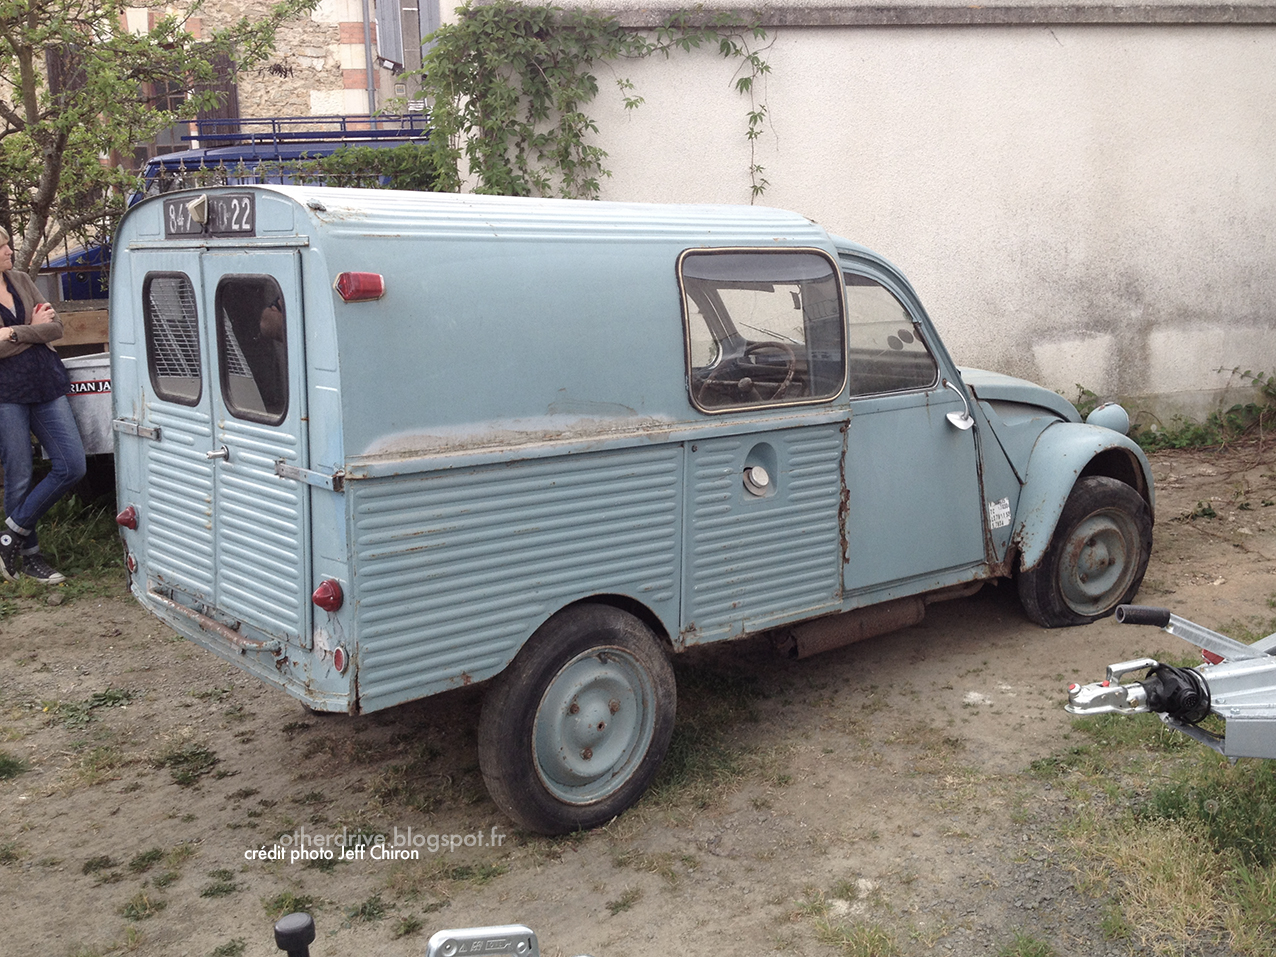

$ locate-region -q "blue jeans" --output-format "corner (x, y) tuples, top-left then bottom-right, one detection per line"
(0, 396), (87, 553)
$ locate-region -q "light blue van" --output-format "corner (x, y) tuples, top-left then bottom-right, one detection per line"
(110, 185), (1153, 833)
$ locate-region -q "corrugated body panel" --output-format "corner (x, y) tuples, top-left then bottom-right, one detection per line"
(684, 426), (844, 639)
(352, 445), (682, 710)
(144, 404), (215, 597)
(215, 418), (307, 637)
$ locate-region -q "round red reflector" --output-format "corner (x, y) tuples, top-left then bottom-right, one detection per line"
(333, 646), (348, 674)
(312, 579), (344, 612)
(334, 272), (385, 302)
(126, 553), (137, 573)
(116, 505), (138, 530)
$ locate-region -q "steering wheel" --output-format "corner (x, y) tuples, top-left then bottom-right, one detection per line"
(699, 341), (797, 404)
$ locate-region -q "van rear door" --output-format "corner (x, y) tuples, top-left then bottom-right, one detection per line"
(129, 242), (313, 653)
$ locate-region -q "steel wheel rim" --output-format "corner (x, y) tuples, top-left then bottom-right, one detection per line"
(532, 646), (656, 805)
(1059, 508), (1140, 616)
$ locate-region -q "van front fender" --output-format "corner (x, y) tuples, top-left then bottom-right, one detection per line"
(1013, 423), (1154, 572)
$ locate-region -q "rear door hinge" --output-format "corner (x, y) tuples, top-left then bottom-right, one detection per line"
(274, 461), (344, 492)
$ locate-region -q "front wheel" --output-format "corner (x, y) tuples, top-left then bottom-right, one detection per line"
(478, 604), (676, 835)
(1017, 476), (1152, 627)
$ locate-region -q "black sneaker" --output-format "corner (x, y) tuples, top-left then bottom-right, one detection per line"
(0, 529), (22, 582)
(22, 552), (66, 585)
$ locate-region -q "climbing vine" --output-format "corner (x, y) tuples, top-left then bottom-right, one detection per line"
(410, 2), (772, 200)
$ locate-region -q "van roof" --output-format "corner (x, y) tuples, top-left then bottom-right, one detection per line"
(242, 183), (837, 246)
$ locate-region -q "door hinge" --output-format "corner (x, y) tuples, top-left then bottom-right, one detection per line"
(112, 418), (161, 441)
(274, 461), (345, 492)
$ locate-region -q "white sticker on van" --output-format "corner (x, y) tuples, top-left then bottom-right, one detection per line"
(987, 497), (1012, 529)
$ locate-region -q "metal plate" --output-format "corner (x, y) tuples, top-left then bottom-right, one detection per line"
(163, 193), (256, 239)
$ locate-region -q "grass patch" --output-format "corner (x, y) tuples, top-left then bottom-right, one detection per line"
(75, 746), (127, 787)
(119, 891), (166, 921)
(152, 741), (219, 787)
(1, 492), (124, 598)
(813, 918), (899, 957)
(200, 869), (241, 898)
(605, 887), (642, 915)
(0, 749), (28, 779)
(263, 891), (319, 921)
(210, 941), (246, 957)
(997, 931), (1056, 957)
(392, 915), (424, 938)
(345, 894), (386, 922)
(1050, 717), (1276, 956)
(1130, 369), (1276, 452)
(641, 662), (764, 812)
(128, 848), (164, 874)
(44, 688), (137, 730)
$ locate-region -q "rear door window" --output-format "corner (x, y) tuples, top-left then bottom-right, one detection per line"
(215, 275), (288, 424)
(143, 272), (202, 405)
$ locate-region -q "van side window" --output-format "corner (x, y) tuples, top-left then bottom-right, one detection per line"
(143, 272), (202, 405)
(215, 275), (288, 424)
(844, 273), (938, 396)
(681, 250), (845, 412)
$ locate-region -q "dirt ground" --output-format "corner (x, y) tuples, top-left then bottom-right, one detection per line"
(3, 444), (1275, 957)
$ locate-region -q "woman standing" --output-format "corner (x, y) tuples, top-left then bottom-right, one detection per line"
(0, 229), (86, 584)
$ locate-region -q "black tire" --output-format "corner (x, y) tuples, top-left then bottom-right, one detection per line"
(1017, 476), (1152, 627)
(478, 604), (676, 835)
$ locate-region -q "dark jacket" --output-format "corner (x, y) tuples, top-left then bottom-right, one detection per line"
(0, 270), (64, 360)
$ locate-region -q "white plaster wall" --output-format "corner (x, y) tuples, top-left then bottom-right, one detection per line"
(578, 24), (1276, 418)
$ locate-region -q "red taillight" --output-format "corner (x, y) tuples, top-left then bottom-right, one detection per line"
(334, 272), (385, 302)
(126, 553), (137, 573)
(116, 506), (138, 530)
(312, 579), (343, 612)
(333, 646), (348, 674)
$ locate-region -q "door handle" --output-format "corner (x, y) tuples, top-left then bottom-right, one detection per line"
(206, 445), (230, 461)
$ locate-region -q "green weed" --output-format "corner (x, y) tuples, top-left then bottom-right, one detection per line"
(813, 918), (899, 957)
(0, 749), (28, 779)
(997, 931), (1056, 957)
(128, 848), (164, 874)
(200, 869), (241, 898)
(263, 891), (318, 921)
(393, 915), (424, 938)
(605, 887), (642, 915)
(152, 742), (218, 787)
(119, 891), (166, 921)
(345, 894), (386, 922)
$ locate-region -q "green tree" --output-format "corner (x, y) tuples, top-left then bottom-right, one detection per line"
(0, 0), (316, 273)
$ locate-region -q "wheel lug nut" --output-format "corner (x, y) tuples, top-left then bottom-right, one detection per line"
(568, 702), (579, 714)
(609, 700), (620, 714)
(581, 747), (592, 760)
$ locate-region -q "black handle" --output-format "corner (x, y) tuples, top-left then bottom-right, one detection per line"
(1115, 604), (1172, 627)
(274, 912), (316, 957)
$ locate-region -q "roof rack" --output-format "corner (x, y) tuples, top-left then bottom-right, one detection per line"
(183, 114), (429, 148)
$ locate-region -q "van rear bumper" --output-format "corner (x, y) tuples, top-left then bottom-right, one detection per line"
(134, 581), (355, 714)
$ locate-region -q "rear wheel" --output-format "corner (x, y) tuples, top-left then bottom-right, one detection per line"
(1017, 476), (1152, 627)
(478, 604), (676, 834)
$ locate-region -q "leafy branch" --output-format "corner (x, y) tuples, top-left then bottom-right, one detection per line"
(410, 2), (773, 201)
